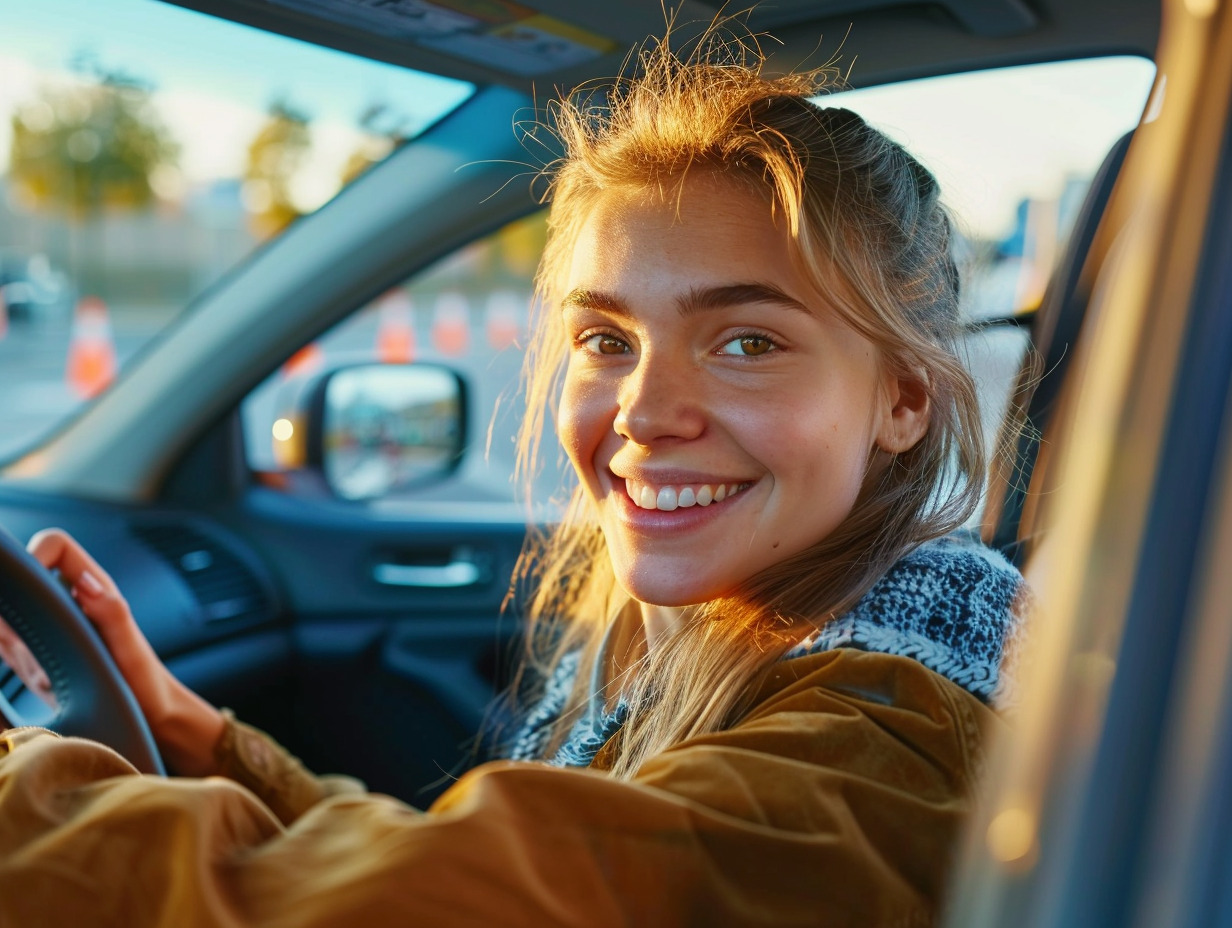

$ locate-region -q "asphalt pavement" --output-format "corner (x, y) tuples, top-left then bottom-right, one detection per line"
(0, 304), (164, 463)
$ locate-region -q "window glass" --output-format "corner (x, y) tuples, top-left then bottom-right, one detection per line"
(243, 212), (549, 507)
(0, 0), (473, 461)
(242, 56), (1155, 510)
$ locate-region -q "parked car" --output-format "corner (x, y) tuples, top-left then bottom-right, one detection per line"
(2, 0), (1229, 924)
(0, 250), (71, 322)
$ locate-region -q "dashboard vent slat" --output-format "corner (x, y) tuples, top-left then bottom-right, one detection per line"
(130, 524), (272, 625)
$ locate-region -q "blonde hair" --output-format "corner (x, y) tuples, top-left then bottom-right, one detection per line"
(511, 32), (983, 778)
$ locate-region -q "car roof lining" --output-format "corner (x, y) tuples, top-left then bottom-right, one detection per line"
(158, 0), (1159, 93)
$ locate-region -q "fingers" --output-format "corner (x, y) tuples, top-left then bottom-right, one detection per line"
(27, 527), (118, 596)
(26, 528), (132, 630)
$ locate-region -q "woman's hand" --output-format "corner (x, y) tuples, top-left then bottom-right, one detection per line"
(26, 528), (225, 776)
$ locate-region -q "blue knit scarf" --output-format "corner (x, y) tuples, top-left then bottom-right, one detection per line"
(508, 533), (1025, 767)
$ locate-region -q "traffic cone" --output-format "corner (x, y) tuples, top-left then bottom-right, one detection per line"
(281, 343), (323, 379)
(376, 289), (415, 364)
(432, 292), (470, 357)
(485, 291), (523, 351)
(65, 296), (117, 399)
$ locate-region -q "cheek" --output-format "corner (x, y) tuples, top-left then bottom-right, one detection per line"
(760, 397), (879, 505)
(557, 371), (614, 479)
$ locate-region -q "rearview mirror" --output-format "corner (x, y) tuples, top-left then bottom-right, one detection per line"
(307, 364), (466, 501)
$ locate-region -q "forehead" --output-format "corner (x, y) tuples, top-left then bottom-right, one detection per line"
(566, 173), (801, 291)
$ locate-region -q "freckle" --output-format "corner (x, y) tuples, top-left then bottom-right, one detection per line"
(772, 541), (780, 549)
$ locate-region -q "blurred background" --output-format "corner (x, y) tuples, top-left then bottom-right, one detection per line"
(0, 0), (1156, 508)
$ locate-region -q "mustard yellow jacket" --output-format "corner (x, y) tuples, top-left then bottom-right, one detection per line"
(0, 649), (1000, 927)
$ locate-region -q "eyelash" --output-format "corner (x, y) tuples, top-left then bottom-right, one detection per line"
(572, 329), (782, 358)
(574, 329), (630, 356)
(717, 330), (779, 357)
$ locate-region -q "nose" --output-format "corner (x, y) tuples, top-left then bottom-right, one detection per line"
(613, 350), (706, 444)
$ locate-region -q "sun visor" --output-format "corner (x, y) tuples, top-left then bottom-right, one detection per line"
(263, 0), (617, 76)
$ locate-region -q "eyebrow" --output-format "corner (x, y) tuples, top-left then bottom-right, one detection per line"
(561, 282), (813, 317)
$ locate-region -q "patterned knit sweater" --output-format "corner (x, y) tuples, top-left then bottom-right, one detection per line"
(508, 533), (1025, 767)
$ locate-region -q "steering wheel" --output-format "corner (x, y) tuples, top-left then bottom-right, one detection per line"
(0, 527), (164, 775)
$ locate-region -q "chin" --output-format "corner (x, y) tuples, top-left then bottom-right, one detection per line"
(618, 573), (732, 609)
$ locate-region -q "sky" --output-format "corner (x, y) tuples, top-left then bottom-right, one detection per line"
(0, 0), (1156, 235)
(828, 56), (1157, 238)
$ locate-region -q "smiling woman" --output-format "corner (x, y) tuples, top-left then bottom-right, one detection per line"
(514, 49), (994, 779)
(1, 29), (1024, 928)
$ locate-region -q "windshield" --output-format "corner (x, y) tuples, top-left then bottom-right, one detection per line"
(0, 0), (474, 461)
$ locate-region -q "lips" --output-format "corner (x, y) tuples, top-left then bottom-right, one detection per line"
(622, 478), (751, 511)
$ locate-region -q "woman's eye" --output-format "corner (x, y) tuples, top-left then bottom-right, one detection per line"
(719, 335), (776, 357)
(581, 333), (629, 355)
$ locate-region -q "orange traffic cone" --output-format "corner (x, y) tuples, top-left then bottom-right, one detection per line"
(485, 291), (522, 351)
(65, 296), (117, 399)
(280, 342), (323, 379)
(432, 292), (470, 357)
(376, 289), (415, 364)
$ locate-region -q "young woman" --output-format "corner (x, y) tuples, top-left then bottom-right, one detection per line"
(0, 39), (1023, 927)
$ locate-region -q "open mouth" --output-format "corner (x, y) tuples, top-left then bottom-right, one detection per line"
(622, 478), (753, 512)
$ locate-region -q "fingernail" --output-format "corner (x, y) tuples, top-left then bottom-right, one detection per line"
(79, 571), (104, 596)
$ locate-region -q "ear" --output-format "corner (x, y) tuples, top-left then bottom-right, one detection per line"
(875, 371), (931, 454)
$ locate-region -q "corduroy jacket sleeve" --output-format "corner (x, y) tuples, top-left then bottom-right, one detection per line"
(0, 649), (1002, 928)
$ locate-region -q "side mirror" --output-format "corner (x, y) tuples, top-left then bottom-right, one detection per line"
(302, 363), (467, 501)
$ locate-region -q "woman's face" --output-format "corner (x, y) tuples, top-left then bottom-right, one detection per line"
(558, 173), (923, 607)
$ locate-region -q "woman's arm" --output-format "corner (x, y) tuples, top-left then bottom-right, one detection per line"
(16, 529), (358, 823)
(0, 649), (997, 927)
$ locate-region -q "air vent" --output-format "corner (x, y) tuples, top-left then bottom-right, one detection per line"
(131, 523), (273, 625)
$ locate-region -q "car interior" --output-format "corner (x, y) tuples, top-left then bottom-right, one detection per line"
(5, 0), (1232, 924)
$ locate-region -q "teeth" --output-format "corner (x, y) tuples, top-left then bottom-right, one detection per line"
(624, 479), (746, 511)
(638, 484), (656, 509)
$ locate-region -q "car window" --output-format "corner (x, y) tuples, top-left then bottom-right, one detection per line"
(0, 0), (473, 463)
(243, 211), (551, 507)
(241, 56), (1154, 515)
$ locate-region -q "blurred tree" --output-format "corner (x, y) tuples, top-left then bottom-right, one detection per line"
(243, 97), (312, 239)
(339, 101), (412, 188)
(496, 211), (547, 277)
(7, 56), (180, 219)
